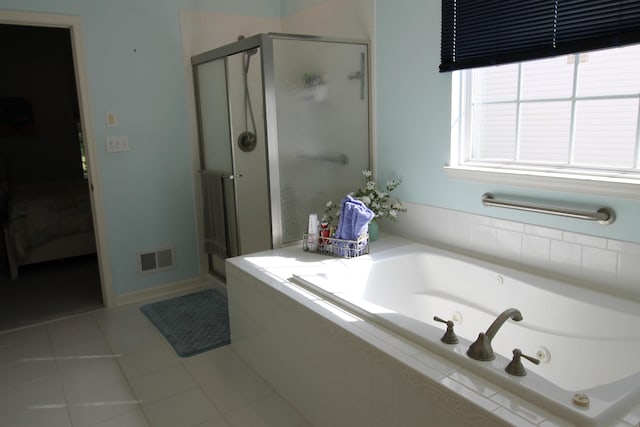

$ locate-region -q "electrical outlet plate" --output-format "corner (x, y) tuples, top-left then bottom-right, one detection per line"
(106, 136), (130, 152)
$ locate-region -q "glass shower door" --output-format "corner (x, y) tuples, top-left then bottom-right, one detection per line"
(272, 38), (370, 243)
(226, 49), (272, 256)
(194, 57), (238, 277)
(194, 49), (272, 278)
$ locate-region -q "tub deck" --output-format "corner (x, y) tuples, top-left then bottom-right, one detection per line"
(228, 234), (640, 427)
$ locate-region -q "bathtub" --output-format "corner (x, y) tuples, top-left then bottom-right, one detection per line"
(285, 242), (640, 426)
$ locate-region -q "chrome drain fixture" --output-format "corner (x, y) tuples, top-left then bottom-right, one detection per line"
(573, 393), (590, 408)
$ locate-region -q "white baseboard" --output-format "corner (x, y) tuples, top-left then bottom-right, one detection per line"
(115, 276), (212, 306)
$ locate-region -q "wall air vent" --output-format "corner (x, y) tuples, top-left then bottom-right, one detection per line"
(138, 247), (175, 273)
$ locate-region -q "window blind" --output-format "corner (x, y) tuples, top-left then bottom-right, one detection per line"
(440, 0), (640, 72)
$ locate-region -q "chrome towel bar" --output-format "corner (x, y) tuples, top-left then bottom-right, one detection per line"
(481, 193), (615, 225)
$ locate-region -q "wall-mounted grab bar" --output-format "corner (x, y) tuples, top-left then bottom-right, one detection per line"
(481, 193), (615, 225)
(297, 153), (349, 165)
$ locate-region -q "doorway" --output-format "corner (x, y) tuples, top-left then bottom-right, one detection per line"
(0, 21), (106, 330)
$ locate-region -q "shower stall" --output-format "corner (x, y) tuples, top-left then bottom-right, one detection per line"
(192, 33), (371, 277)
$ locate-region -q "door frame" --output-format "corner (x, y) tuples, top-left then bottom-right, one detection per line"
(0, 9), (115, 307)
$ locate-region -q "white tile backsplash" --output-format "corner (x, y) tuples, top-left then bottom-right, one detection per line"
(609, 239), (640, 255)
(617, 253), (640, 293)
(521, 234), (551, 266)
(495, 228), (523, 260)
(549, 240), (582, 270)
(524, 224), (563, 240)
(491, 218), (525, 233)
(471, 223), (497, 252)
(582, 246), (618, 275)
(449, 218), (474, 248)
(383, 201), (640, 301)
(562, 231), (608, 248)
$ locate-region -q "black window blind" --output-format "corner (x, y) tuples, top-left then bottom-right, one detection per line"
(440, 0), (640, 72)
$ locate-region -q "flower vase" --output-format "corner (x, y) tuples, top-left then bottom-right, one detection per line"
(368, 221), (379, 242)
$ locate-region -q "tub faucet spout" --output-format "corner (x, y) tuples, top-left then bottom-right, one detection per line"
(467, 308), (523, 361)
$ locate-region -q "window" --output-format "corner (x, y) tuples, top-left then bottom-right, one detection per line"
(453, 43), (640, 176)
(441, 1), (640, 198)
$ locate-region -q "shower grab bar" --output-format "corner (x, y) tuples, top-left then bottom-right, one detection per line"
(296, 153), (349, 165)
(347, 51), (366, 100)
(481, 193), (615, 225)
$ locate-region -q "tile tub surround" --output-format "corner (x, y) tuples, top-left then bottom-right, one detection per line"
(226, 237), (640, 427)
(382, 202), (640, 302)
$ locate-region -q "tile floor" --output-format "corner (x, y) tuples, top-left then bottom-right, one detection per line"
(0, 291), (312, 427)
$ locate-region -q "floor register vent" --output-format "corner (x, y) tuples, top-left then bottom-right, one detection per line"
(138, 247), (175, 273)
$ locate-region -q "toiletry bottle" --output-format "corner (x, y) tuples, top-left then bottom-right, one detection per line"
(307, 214), (319, 252)
(320, 222), (330, 247)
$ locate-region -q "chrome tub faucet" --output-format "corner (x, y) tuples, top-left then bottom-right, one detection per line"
(467, 308), (523, 361)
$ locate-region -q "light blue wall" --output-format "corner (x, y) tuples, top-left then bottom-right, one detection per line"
(375, 0), (640, 244)
(0, 0), (280, 296)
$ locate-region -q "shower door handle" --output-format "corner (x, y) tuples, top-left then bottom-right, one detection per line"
(348, 52), (366, 100)
(222, 174), (243, 180)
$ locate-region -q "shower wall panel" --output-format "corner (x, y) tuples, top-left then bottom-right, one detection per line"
(272, 38), (370, 243)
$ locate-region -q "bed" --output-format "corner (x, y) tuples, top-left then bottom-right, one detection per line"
(2, 180), (96, 279)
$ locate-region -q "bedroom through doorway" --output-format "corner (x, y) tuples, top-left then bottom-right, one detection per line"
(0, 23), (103, 331)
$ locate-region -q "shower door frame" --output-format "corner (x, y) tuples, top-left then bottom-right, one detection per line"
(191, 33), (372, 251)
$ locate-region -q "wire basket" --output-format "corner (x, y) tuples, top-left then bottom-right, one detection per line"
(302, 233), (369, 258)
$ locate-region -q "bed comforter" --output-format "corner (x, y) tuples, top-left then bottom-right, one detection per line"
(5, 181), (94, 261)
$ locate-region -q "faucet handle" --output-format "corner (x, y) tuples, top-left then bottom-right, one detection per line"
(433, 316), (459, 344)
(505, 348), (540, 376)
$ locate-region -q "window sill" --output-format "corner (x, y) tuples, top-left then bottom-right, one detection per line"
(444, 165), (640, 201)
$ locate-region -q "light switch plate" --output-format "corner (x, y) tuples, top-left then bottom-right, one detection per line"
(106, 136), (130, 152)
(106, 111), (118, 127)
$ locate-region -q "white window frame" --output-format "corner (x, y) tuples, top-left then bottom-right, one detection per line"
(445, 56), (640, 201)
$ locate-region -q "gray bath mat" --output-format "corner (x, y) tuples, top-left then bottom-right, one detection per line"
(140, 289), (230, 357)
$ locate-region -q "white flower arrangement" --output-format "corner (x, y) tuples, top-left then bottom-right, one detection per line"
(322, 170), (407, 225)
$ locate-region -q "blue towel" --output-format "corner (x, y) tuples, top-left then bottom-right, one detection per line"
(335, 195), (375, 241)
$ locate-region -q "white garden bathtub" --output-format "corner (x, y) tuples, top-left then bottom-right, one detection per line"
(289, 243), (640, 426)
